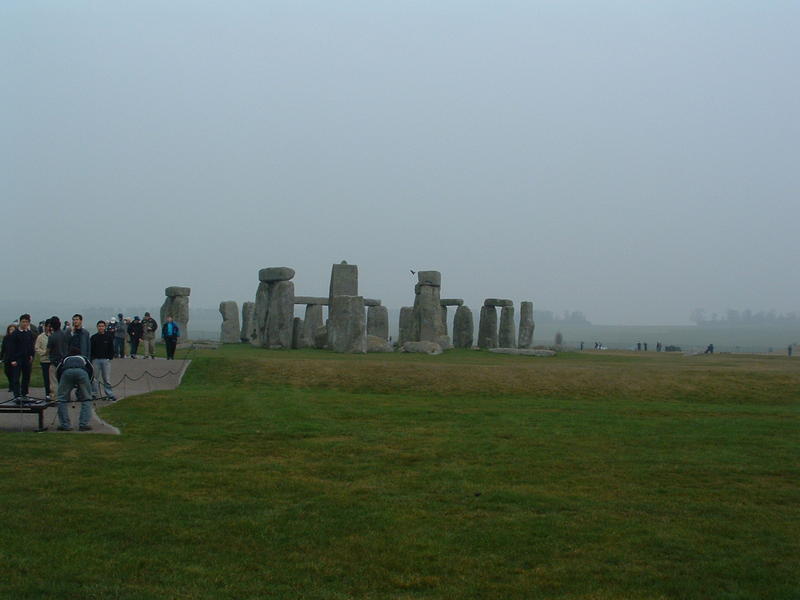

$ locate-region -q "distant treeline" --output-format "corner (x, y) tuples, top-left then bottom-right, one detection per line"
(534, 310), (591, 325)
(690, 308), (800, 326)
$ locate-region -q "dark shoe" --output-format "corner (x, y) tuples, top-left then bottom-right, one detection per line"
(79, 425), (93, 432)
(57, 425), (73, 431)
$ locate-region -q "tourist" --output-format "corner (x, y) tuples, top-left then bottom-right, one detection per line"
(69, 314), (91, 359)
(113, 313), (126, 358)
(47, 316), (69, 383)
(90, 320), (116, 401)
(1, 324), (17, 393)
(35, 319), (53, 400)
(7, 314), (37, 401)
(128, 316), (143, 358)
(161, 315), (180, 360)
(55, 347), (94, 432)
(141, 312), (158, 359)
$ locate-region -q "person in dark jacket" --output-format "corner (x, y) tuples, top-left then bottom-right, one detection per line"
(1, 324), (18, 393)
(47, 316), (69, 374)
(90, 320), (116, 401)
(128, 316), (143, 358)
(68, 314), (91, 359)
(161, 316), (180, 360)
(7, 314), (37, 401)
(55, 348), (95, 431)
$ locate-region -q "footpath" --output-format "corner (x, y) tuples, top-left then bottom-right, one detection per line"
(0, 357), (191, 434)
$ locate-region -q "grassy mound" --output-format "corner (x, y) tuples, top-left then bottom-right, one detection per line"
(1, 347), (798, 599)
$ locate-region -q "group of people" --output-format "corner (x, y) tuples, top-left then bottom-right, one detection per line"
(1, 311), (181, 431)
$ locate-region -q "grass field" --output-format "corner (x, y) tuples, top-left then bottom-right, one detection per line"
(2, 346), (799, 599)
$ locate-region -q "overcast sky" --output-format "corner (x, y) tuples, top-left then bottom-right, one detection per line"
(3, 1), (798, 325)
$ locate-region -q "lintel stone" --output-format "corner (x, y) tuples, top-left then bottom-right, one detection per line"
(484, 298), (513, 307)
(440, 298), (464, 306)
(259, 267), (296, 282)
(294, 296), (329, 306)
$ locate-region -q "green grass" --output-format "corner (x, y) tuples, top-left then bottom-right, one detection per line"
(2, 347), (799, 599)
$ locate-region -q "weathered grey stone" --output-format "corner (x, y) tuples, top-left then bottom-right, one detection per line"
(436, 335), (453, 350)
(364, 298), (381, 307)
(417, 271), (441, 287)
(441, 306), (448, 335)
(252, 282), (269, 346)
(303, 304), (324, 348)
(518, 301), (534, 349)
(313, 325), (328, 349)
(367, 335), (393, 353)
(366, 305), (389, 341)
(263, 280), (294, 349)
(291, 317), (304, 349)
(328, 295), (366, 353)
(489, 348), (555, 357)
(484, 298), (513, 307)
(259, 267), (295, 282)
(478, 305), (498, 349)
(161, 287), (190, 340)
(328, 263), (358, 305)
(219, 301), (240, 344)
(240, 302), (255, 342)
(164, 286), (191, 297)
(401, 341), (442, 355)
(440, 298), (464, 306)
(294, 296), (329, 306)
(498, 305), (516, 349)
(412, 271), (445, 342)
(398, 307), (414, 345)
(452, 305), (474, 348)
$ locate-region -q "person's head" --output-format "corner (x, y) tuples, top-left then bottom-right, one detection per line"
(166, 316), (173, 322)
(144, 312), (151, 318)
(96, 320), (107, 334)
(6, 324), (16, 336)
(72, 314), (83, 329)
(117, 313), (123, 320)
(19, 314), (31, 330)
(134, 316), (140, 321)
(50, 316), (61, 331)
(69, 347), (81, 356)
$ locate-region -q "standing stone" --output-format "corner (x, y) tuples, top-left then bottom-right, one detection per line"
(160, 286), (191, 341)
(240, 302), (255, 342)
(518, 301), (535, 349)
(412, 271), (445, 343)
(452, 305), (474, 348)
(367, 305), (389, 341)
(478, 305), (498, 349)
(291, 317), (304, 349)
(498, 305), (516, 348)
(328, 296), (366, 353)
(252, 282), (269, 346)
(398, 307), (413, 346)
(441, 306), (448, 335)
(328, 262), (358, 305)
(303, 304), (324, 348)
(219, 301), (240, 344)
(264, 280), (294, 349)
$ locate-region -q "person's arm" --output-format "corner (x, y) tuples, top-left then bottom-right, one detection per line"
(35, 333), (47, 358)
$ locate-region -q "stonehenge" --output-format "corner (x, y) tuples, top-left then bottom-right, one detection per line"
(254, 268), (295, 349)
(518, 301), (535, 349)
(219, 301), (240, 343)
(328, 295), (366, 353)
(367, 305), (389, 341)
(411, 271), (447, 344)
(498, 306), (516, 348)
(240, 301), (255, 343)
(161, 286), (190, 340)
(478, 305), (498, 349)
(452, 305), (474, 348)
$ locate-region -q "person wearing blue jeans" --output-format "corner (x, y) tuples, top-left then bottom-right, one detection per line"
(90, 320), (117, 401)
(56, 349), (95, 431)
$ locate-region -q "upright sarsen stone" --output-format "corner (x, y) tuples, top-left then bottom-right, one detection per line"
(219, 301), (240, 344)
(254, 267), (295, 349)
(252, 282), (269, 346)
(303, 304), (324, 348)
(328, 295), (366, 353)
(160, 286), (191, 340)
(398, 307), (413, 346)
(291, 317), (304, 349)
(498, 305), (516, 348)
(328, 262), (358, 305)
(518, 301), (535, 349)
(478, 305), (498, 349)
(367, 305), (389, 341)
(452, 305), (474, 348)
(412, 271), (445, 343)
(240, 302), (255, 343)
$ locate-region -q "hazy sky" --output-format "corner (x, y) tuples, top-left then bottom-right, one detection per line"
(3, 1), (798, 325)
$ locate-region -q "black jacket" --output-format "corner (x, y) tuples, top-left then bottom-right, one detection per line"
(90, 332), (115, 360)
(128, 321), (143, 341)
(6, 328), (36, 363)
(47, 329), (70, 365)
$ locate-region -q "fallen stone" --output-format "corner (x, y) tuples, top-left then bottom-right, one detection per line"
(367, 335), (393, 353)
(259, 267), (295, 282)
(484, 298), (513, 307)
(452, 305), (474, 348)
(489, 348), (556, 357)
(436, 335), (453, 350)
(401, 341), (442, 355)
(219, 300), (240, 344)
